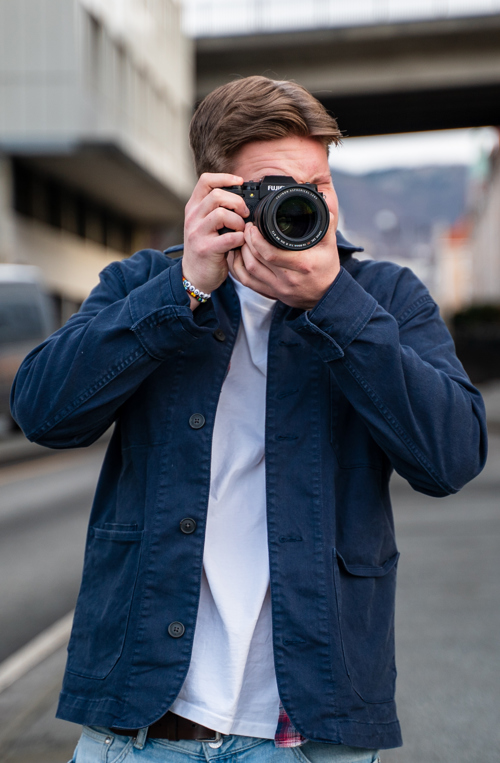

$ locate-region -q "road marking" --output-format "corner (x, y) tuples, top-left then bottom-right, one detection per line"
(0, 611), (74, 694)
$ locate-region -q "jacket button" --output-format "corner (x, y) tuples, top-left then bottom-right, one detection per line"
(180, 517), (197, 534)
(213, 328), (226, 342)
(168, 621), (185, 638)
(189, 413), (205, 429)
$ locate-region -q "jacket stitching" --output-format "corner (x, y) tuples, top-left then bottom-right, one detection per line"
(343, 358), (456, 494)
(397, 294), (434, 327)
(107, 262), (127, 292)
(28, 348), (145, 440)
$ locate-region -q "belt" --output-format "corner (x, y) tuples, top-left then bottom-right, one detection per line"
(111, 711), (223, 742)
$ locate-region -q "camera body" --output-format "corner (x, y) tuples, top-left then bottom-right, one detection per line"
(220, 175), (329, 251)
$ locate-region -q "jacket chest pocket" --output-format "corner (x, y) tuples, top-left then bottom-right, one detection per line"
(333, 548), (399, 704)
(67, 525), (143, 680)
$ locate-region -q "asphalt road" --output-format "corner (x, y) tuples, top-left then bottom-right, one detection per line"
(384, 432), (500, 763)
(0, 432), (499, 762)
(0, 444), (106, 663)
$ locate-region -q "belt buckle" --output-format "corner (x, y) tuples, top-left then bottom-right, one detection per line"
(203, 731), (223, 748)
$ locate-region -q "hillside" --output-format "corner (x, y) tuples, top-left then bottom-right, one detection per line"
(331, 165), (469, 260)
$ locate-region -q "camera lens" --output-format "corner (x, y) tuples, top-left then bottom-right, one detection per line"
(275, 197), (317, 239)
(255, 184), (329, 251)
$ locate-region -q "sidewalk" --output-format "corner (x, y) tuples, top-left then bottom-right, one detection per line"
(0, 382), (499, 763)
(0, 636), (78, 763)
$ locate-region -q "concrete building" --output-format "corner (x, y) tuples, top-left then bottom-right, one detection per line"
(469, 144), (500, 304)
(0, 0), (194, 321)
(431, 136), (500, 315)
(431, 219), (473, 316)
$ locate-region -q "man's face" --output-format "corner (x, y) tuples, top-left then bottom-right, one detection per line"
(229, 135), (339, 231)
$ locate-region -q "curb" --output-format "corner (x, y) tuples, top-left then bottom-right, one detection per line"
(0, 612), (73, 695)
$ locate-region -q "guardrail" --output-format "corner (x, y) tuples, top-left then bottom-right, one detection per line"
(182, 0), (500, 38)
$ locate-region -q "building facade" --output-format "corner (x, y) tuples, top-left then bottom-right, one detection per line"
(469, 145), (500, 304)
(0, 0), (194, 319)
(431, 137), (500, 317)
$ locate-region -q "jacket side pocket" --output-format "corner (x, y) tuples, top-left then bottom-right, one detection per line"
(333, 547), (399, 704)
(67, 526), (143, 679)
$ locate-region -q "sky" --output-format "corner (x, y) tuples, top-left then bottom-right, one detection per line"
(328, 128), (499, 175)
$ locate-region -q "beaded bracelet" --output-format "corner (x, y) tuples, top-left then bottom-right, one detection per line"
(182, 276), (211, 303)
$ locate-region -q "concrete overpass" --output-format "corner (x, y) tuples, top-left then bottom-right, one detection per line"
(195, 13), (500, 136)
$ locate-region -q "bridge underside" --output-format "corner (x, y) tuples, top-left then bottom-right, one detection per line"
(321, 82), (500, 138)
(196, 14), (500, 137)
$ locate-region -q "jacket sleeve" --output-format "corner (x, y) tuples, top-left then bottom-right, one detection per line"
(10, 252), (218, 448)
(287, 263), (488, 497)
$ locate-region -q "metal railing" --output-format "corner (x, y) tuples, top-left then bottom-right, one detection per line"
(181, 0), (500, 38)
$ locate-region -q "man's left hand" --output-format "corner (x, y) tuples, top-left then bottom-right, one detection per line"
(227, 215), (340, 310)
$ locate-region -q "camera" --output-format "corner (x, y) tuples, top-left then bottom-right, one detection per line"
(219, 175), (330, 251)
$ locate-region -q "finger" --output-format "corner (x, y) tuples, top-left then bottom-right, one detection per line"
(240, 238), (276, 283)
(189, 173), (244, 206)
(185, 208), (246, 257)
(245, 225), (300, 270)
(196, 207), (247, 236)
(189, 228), (245, 257)
(192, 187), (250, 221)
(214, 230), (246, 254)
(229, 249), (277, 299)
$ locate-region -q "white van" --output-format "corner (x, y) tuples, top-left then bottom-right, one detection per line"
(0, 265), (55, 434)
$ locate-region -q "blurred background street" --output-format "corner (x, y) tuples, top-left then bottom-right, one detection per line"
(1, 1), (500, 762)
(0, 438), (108, 664)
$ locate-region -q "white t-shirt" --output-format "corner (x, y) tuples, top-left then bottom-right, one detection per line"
(170, 276), (280, 738)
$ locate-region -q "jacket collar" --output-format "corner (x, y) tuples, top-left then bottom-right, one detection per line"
(335, 230), (364, 258)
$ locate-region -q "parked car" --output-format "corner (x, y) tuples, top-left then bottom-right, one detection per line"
(0, 265), (55, 434)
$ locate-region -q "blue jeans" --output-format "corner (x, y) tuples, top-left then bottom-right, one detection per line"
(69, 726), (380, 763)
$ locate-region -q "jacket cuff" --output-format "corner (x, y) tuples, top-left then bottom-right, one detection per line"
(128, 258), (218, 360)
(287, 267), (378, 363)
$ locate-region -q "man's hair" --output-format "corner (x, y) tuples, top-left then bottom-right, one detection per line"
(189, 76), (342, 176)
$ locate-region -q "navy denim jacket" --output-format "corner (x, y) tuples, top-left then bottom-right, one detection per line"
(11, 233), (487, 750)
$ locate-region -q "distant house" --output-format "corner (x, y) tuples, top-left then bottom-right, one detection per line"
(469, 142), (500, 305)
(432, 135), (500, 315)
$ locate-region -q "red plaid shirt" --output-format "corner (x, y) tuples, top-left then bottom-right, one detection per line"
(274, 703), (307, 748)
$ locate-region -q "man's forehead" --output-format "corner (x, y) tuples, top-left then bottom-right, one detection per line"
(231, 136), (331, 182)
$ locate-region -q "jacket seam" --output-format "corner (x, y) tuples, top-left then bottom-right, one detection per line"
(304, 293), (377, 353)
(27, 347), (145, 440)
(342, 358), (457, 494)
(58, 691), (122, 711)
(343, 298), (377, 348)
(396, 294), (434, 327)
(107, 262), (127, 288)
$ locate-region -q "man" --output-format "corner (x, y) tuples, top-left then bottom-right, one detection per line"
(11, 77), (487, 763)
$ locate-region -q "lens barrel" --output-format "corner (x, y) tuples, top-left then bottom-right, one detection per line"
(254, 185), (329, 251)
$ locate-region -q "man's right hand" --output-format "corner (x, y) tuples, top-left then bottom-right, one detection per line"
(182, 173), (249, 309)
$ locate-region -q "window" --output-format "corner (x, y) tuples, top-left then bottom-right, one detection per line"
(12, 160), (135, 255)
